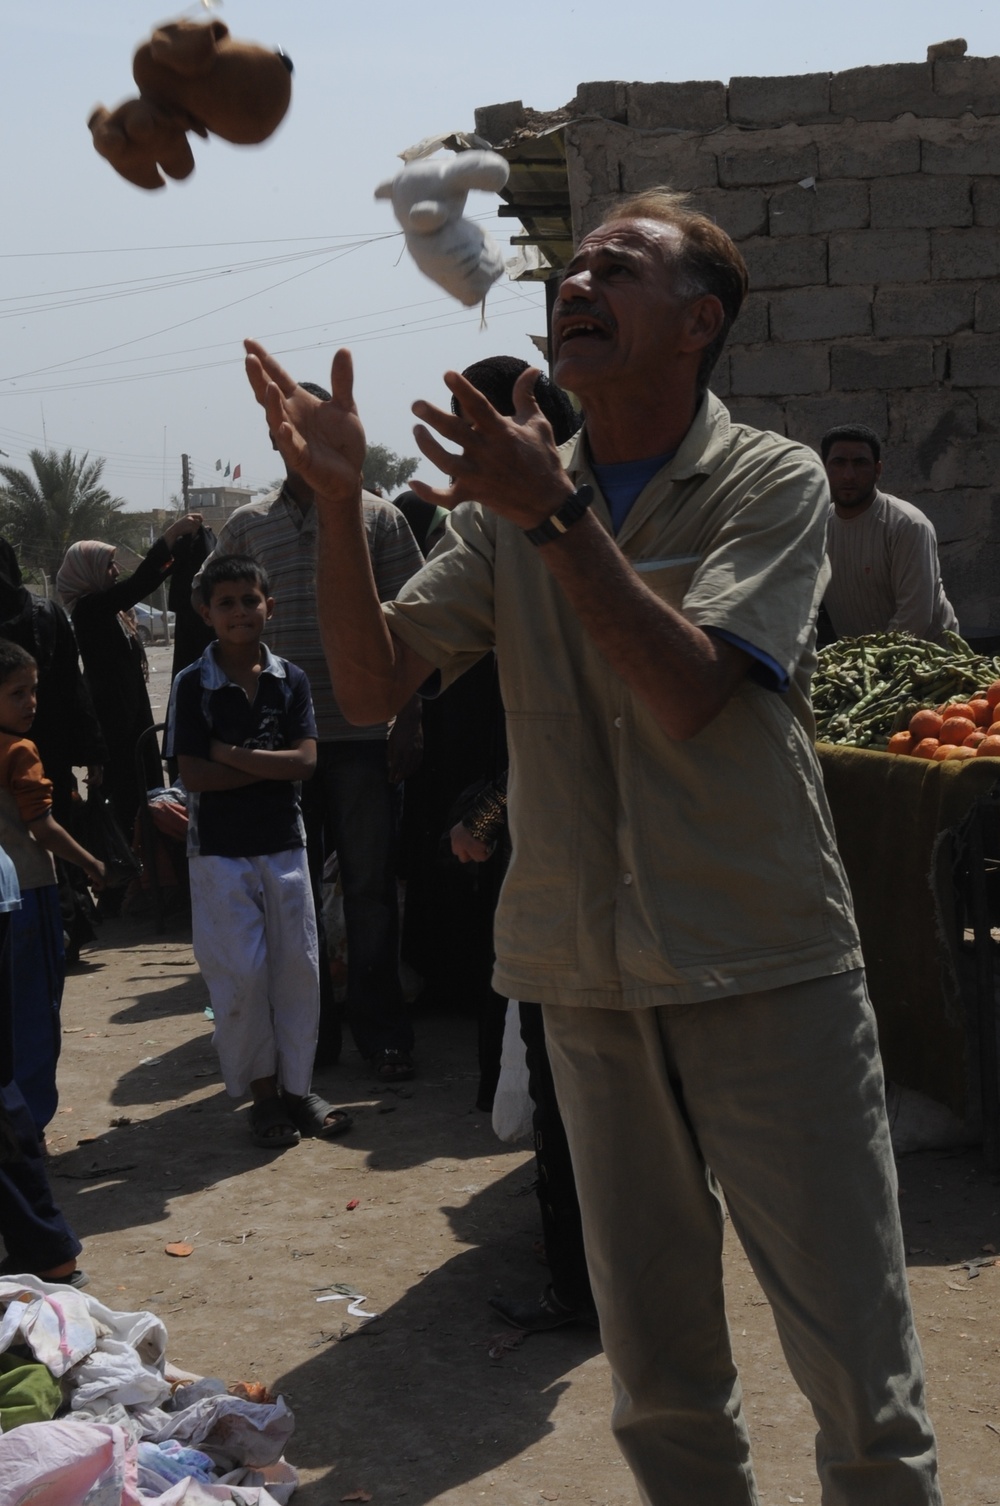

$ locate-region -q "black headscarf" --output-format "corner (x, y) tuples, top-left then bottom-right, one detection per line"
(0, 538), (34, 640)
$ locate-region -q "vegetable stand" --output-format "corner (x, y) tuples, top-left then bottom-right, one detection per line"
(818, 745), (1000, 1168)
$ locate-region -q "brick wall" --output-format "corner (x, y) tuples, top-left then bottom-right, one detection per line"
(556, 59), (1000, 636)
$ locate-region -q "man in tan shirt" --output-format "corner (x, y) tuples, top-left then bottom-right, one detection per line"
(243, 191), (940, 1505)
(822, 424), (959, 642)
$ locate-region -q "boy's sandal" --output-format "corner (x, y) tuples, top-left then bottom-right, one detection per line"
(370, 1048), (415, 1083)
(248, 1097), (301, 1149)
(282, 1092), (353, 1140)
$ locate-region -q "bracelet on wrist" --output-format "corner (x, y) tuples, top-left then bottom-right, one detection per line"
(523, 484), (594, 547)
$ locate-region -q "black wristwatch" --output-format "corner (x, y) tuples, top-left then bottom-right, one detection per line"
(523, 484), (594, 547)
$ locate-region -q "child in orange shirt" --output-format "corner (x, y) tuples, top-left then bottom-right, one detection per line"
(0, 642), (104, 1137)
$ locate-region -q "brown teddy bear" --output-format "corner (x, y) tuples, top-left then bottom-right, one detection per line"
(88, 18), (293, 190)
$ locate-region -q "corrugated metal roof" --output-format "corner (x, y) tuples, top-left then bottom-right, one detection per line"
(492, 125), (573, 279)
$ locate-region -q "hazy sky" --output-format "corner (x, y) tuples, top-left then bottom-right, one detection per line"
(2, 0), (997, 512)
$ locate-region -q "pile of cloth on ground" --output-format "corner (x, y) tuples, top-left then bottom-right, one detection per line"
(0, 1274), (297, 1504)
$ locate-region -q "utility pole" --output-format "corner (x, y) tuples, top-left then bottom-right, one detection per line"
(158, 453), (191, 650)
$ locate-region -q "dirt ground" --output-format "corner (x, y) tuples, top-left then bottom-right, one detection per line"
(23, 646), (1000, 1505)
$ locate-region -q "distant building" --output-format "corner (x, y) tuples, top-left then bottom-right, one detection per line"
(187, 486), (257, 530)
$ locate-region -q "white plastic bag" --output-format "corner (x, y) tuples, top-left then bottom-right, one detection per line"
(491, 1001), (533, 1143)
(0, 1420), (136, 1506)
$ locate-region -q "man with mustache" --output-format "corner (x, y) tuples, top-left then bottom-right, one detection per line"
(821, 424), (958, 643)
(244, 188), (940, 1505)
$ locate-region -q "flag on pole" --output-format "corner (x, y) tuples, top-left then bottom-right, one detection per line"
(215, 459), (222, 471)
(224, 461), (231, 477)
(233, 464), (242, 481)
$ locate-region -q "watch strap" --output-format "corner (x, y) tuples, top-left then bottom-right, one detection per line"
(523, 483), (594, 546)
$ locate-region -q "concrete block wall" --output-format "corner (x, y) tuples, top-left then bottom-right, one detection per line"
(560, 57), (1000, 636)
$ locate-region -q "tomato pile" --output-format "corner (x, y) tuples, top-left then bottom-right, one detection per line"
(887, 685), (1000, 759)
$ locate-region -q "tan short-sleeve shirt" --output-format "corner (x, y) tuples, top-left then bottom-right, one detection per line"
(384, 394), (862, 1009)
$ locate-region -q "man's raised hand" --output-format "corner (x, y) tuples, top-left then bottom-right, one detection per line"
(244, 341), (366, 503)
(410, 366), (574, 528)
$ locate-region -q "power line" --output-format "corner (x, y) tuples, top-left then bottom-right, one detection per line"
(0, 289), (477, 377)
(0, 240), (379, 385)
(0, 238), (400, 321)
(0, 296), (538, 397)
(0, 213), (511, 260)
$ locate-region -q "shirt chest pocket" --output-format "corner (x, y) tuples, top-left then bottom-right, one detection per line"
(631, 556), (701, 610)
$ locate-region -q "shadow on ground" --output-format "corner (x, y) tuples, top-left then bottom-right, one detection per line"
(277, 1169), (603, 1506)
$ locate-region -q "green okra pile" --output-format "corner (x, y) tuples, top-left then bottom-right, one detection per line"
(812, 632), (1000, 749)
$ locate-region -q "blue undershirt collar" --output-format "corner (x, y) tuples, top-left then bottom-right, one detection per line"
(591, 453), (676, 535)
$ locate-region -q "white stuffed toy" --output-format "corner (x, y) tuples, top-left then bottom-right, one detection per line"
(375, 149), (511, 307)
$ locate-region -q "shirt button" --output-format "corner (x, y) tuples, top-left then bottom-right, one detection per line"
(623, 872), (633, 886)
(614, 716), (622, 728)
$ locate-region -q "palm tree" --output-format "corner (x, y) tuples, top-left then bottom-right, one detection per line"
(0, 448), (129, 584)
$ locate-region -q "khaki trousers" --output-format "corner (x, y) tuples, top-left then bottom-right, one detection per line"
(542, 970), (941, 1506)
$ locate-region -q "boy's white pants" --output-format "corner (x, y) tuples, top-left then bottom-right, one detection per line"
(189, 848), (320, 1098)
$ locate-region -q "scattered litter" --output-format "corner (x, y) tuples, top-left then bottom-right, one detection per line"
(308, 1329), (345, 1348)
(165, 1243), (194, 1258)
(64, 1027), (85, 1033)
(346, 1299), (376, 1318)
(77, 1135), (100, 1145)
(140, 1056), (163, 1066)
(110, 1116), (132, 1127)
(987, 1421), (1000, 1437)
(797, 176), (815, 189)
(204, 1006), (215, 1020)
(541, 1494), (559, 1501)
(487, 1330), (525, 1360)
(946, 1281), (966, 1291)
(53, 1163), (136, 1180)
(340, 1492), (372, 1503)
(314, 1293), (379, 1319)
(947, 1256), (997, 1279)
(346, 1198), (360, 1211)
